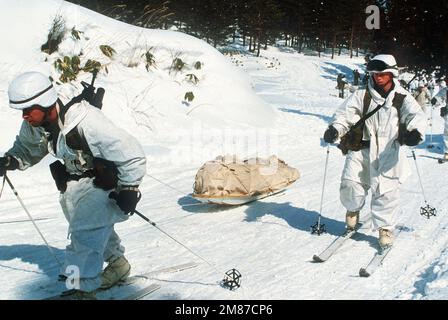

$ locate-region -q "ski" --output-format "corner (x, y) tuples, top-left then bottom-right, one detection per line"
(312, 228), (358, 262)
(103, 261), (197, 299)
(359, 226), (405, 277)
(121, 283), (161, 300)
(359, 245), (393, 277)
(97, 283), (161, 300)
(44, 282), (161, 300)
(41, 261), (197, 300)
(438, 158), (447, 164)
(124, 261), (198, 285)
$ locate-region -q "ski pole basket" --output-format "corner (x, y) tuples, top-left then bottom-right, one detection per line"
(221, 268), (242, 291)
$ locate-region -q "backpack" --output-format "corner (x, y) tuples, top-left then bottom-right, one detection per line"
(58, 71), (105, 154)
(49, 72), (118, 192)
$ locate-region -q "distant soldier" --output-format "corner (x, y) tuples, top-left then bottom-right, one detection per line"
(353, 69), (360, 86)
(362, 72), (369, 86)
(413, 81), (431, 113)
(427, 77), (436, 96)
(431, 79), (448, 161)
(409, 78), (419, 93)
(337, 74), (347, 98)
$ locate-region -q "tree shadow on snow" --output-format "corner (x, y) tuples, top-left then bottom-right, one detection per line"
(274, 45), (299, 54)
(321, 61), (366, 83)
(243, 201), (346, 236)
(279, 108), (332, 123)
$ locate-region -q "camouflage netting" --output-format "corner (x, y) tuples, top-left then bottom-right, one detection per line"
(193, 155), (300, 199)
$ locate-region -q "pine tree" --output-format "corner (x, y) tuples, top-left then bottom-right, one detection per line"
(67, 0), (446, 73)
(373, 0), (447, 74)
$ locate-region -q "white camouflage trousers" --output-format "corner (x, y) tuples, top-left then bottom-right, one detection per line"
(444, 114), (448, 152)
(63, 226), (125, 292)
(340, 179), (400, 231)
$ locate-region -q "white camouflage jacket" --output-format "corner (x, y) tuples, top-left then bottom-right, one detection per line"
(432, 86), (447, 107)
(331, 78), (427, 194)
(7, 101), (146, 187)
(6, 100), (147, 232)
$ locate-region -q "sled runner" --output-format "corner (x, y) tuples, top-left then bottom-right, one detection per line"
(193, 189), (287, 205)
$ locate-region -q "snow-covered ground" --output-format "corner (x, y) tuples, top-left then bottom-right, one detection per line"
(0, 0), (447, 300)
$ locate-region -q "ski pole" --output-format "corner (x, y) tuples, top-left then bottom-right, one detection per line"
(4, 174), (63, 268)
(430, 105), (433, 144)
(137, 209), (215, 268)
(411, 150), (436, 218)
(428, 104), (434, 148)
(0, 175), (6, 199)
(109, 192), (241, 289)
(311, 144), (329, 235)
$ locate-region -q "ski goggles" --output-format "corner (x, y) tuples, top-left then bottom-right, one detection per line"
(366, 59), (397, 73)
(22, 104), (48, 113)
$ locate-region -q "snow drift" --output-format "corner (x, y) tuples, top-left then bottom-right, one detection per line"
(0, 0), (276, 143)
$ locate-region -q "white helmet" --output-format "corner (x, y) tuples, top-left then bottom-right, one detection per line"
(8, 72), (57, 110)
(366, 54), (399, 78)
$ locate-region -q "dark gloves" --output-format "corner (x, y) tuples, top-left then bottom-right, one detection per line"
(109, 187), (141, 215)
(0, 158), (7, 177)
(431, 97), (437, 105)
(440, 106), (447, 117)
(0, 156), (19, 177)
(323, 125), (339, 143)
(402, 129), (422, 146)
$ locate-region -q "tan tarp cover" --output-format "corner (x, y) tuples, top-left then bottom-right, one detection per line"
(193, 155), (300, 198)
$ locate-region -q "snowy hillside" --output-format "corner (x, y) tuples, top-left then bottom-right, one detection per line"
(1, 0), (448, 300)
(0, 0), (275, 148)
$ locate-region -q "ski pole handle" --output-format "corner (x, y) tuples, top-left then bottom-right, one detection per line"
(109, 191), (154, 224)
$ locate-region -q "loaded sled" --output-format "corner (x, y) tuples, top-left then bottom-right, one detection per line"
(193, 155), (299, 205)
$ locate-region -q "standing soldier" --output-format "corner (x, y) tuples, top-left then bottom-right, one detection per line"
(413, 81), (431, 113)
(431, 79), (448, 161)
(353, 69), (360, 86)
(323, 55), (426, 248)
(337, 74), (347, 98)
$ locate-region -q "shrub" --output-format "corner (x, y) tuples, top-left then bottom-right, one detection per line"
(41, 15), (66, 54)
(186, 73), (199, 85)
(194, 61), (202, 70)
(142, 50), (156, 70)
(82, 59), (102, 73)
(171, 57), (185, 73)
(71, 27), (82, 40)
(184, 91), (194, 102)
(100, 45), (116, 58)
(54, 55), (81, 82)
(54, 56), (102, 83)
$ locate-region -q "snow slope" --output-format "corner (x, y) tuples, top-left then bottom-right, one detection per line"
(1, 0), (447, 300)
